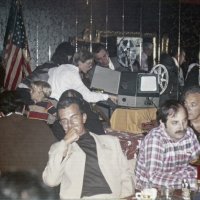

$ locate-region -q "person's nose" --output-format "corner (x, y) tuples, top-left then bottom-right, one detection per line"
(184, 103), (190, 110)
(68, 119), (77, 130)
(68, 122), (73, 130)
(180, 123), (184, 130)
(180, 121), (187, 130)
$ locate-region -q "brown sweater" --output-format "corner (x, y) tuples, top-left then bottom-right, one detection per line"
(0, 114), (56, 177)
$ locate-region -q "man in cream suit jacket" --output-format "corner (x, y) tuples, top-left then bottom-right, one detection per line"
(42, 95), (134, 199)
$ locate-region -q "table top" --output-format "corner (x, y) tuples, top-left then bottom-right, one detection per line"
(110, 107), (157, 133)
(125, 190), (200, 200)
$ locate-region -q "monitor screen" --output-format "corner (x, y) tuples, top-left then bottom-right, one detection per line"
(137, 73), (159, 93)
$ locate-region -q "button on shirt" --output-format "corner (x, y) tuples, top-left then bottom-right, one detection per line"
(135, 125), (200, 190)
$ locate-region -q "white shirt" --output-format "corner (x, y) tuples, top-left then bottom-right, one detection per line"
(48, 64), (109, 102)
(172, 57), (184, 87)
(108, 58), (115, 70)
(140, 52), (149, 72)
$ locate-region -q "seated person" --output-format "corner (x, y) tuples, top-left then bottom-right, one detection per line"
(93, 43), (122, 70)
(47, 48), (117, 103)
(0, 90), (25, 117)
(27, 81), (56, 124)
(135, 99), (200, 190)
(86, 44), (129, 84)
(50, 89), (105, 140)
(0, 91), (56, 176)
(42, 97), (134, 199)
(182, 85), (200, 142)
(0, 171), (57, 200)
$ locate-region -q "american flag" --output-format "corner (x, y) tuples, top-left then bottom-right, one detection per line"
(3, 0), (31, 90)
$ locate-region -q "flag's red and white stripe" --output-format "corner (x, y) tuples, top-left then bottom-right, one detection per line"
(4, 40), (31, 90)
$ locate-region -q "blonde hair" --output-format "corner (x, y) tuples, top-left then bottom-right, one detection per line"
(30, 81), (52, 98)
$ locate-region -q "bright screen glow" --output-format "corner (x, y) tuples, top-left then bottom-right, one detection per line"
(140, 76), (157, 92)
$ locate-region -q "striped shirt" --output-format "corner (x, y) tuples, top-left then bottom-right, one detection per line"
(135, 125), (200, 190)
(28, 100), (56, 121)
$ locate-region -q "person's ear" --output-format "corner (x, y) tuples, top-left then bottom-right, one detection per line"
(159, 120), (165, 128)
(82, 113), (87, 124)
(77, 60), (83, 66)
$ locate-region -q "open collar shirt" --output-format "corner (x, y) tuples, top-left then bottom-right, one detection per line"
(135, 125), (200, 190)
(42, 132), (134, 199)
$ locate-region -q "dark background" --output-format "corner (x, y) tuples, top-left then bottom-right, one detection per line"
(0, 0), (199, 68)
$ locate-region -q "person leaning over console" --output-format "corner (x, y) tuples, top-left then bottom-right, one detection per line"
(135, 99), (200, 190)
(47, 48), (117, 103)
(42, 97), (134, 199)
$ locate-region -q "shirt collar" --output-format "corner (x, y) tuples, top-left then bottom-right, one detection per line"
(172, 57), (179, 67)
(108, 58), (115, 70)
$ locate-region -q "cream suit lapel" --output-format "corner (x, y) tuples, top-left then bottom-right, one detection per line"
(64, 142), (86, 197)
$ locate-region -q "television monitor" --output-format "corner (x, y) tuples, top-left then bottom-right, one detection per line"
(137, 73), (159, 94)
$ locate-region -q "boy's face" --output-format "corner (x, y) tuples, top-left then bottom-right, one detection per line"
(30, 86), (44, 103)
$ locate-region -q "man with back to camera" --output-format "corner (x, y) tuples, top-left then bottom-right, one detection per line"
(158, 48), (186, 106)
(135, 99), (200, 190)
(136, 42), (153, 72)
(171, 47), (186, 89)
(42, 97), (134, 199)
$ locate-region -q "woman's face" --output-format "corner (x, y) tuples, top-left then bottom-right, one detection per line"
(78, 59), (93, 74)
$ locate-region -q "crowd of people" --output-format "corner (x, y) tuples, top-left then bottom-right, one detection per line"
(0, 40), (200, 199)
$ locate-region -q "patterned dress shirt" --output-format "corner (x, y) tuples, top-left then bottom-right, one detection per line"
(135, 125), (200, 190)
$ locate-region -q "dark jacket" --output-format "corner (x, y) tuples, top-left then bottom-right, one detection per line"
(159, 53), (180, 105)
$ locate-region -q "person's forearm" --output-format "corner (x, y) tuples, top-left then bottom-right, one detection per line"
(43, 140), (69, 186)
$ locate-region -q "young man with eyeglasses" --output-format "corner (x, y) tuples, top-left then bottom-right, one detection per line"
(42, 97), (134, 199)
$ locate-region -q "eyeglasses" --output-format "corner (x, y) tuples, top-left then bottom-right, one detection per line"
(59, 114), (82, 126)
(84, 60), (93, 66)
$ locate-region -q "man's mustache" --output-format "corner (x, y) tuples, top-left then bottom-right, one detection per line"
(175, 129), (187, 134)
